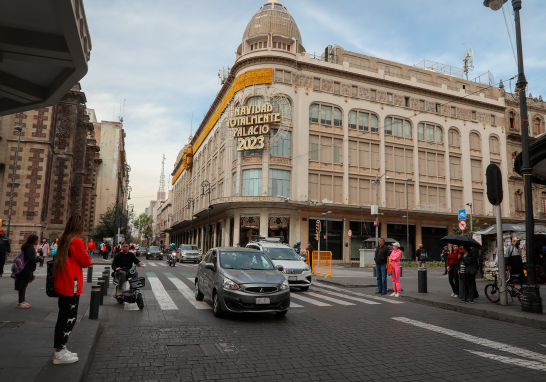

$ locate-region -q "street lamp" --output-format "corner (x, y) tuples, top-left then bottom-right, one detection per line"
(405, 178), (412, 256)
(321, 211), (332, 252)
(466, 202), (473, 234)
(484, 0), (542, 313)
(6, 125), (24, 240)
(372, 172), (390, 247)
(187, 197), (195, 245)
(201, 180), (211, 251)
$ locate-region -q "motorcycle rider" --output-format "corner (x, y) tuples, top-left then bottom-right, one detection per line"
(112, 242), (143, 296)
(165, 243), (176, 263)
(293, 242), (301, 255)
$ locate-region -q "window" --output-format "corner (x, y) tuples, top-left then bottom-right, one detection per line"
(449, 156), (461, 180)
(333, 139), (343, 164)
(275, 69), (291, 84)
(426, 124), (435, 142)
(436, 127), (443, 144)
(313, 78), (320, 90)
(269, 170), (290, 197)
(232, 173), (237, 196)
(385, 117), (411, 138)
(348, 141), (357, 166)
(321, 106), (332, 125)
(334, 82), (340, 94)
(419, 151), (444, 177)
(246, 96), (264, 107)
(311, 104), (343, 127)
(405, 121), (412, 138)
(405, 97), (410, 107)
(469, 132), (481, 151)
(509, 111), (516, 129)
(473, 191), (483, 214)
(310, 104), (319, 123)
(491, 115), (496, 125)
(371, 115), (379, 133)
(516, 192), (523, 211)
(542, 193), (546, 213)
(309, 135), (319, 161)
(535, 118), (542, 135)
(385, 146), (413, 174)
(418, 124), (425, 141)
(270, 130), (291, 157)
(349, 110), (375, 131)
(471, 160), (482, 182)
(251, 40), (267, 51)
(451, 107), (457, 118)
(242, 169), (262, 196)
(489, 135), (500, 154)
(349, 111), (357, 129)
(472, 111), (477, 120)
(352, 86), (358, 97)
(386, 182), (415, 209)
(448, 129), (460, 147)
(333, 108), (342, 127)
(451, 189), (463, 211)
(309, 174), (318, 201)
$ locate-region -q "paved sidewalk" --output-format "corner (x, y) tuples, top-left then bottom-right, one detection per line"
(314, 265), (546, 329)
(0, 264), (103, 381)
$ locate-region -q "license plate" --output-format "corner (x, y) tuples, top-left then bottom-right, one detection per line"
(289, 276), (297, 281)
(255, 297), (270, 305)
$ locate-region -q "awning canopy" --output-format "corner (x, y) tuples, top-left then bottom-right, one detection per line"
(474, 224), (546, 235)
(514, 134), (546, 186)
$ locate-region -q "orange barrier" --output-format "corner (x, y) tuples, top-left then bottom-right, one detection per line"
(311, 251), (333, 278)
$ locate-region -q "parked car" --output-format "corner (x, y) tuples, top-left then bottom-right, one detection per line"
(146, 246), (163, 260)
(194, 247), (290, 317)
(178, 244), (202, 263)
(247, 238), (312, 291)
(136, 247), (147, 257)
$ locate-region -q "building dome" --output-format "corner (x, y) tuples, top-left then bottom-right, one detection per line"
(242, 0), (302, 45)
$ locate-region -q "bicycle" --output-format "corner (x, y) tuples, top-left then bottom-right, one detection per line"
(484, 271), (522, 304)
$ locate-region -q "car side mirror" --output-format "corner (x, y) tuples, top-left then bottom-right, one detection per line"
(276, 265), (284, 272)
(205, 263), (216, 271)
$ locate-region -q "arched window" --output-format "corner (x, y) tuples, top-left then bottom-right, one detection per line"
(448, 128), (460, 147)
(384, 116), (412, 138)
(515, 190), (523, 211)
(469, 132), (481, 151)
(349, 110), (380, 132)
(535, 117), (542, 135)
(509, 111), (516, 129)
(489, 135), (500, 154)
(246, 97), (264, 107)
(309, 103), (343, 127)
(417, 123), (443, 143)
(271, 96), (292, 120)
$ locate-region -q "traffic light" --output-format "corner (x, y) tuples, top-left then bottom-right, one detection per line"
(486, 164), (503, 206)
(315, 220), (321, 234)
(0, 218), (3, 227)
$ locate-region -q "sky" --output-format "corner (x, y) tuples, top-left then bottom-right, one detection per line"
(80, 0), (546, 214)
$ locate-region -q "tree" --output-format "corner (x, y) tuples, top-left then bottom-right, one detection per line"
(451, 215), (480, 238)
(93, 204), (132, 242)
(134, 213), (153, 245)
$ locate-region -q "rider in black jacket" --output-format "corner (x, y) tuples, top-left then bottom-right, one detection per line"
(112, 242), (143, 295)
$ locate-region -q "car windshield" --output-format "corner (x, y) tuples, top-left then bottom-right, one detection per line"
(149, 246), (160, 251)
(219, 251), (275, 270)
(138, 248), (146, 252)
(181, 245), (199, 251)
(262, 247), (301, 261)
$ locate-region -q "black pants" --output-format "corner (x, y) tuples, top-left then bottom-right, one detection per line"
(16, 271), (32, 303)
(511, 267), (526, 287)
(0, 254), (6, 275)
(102, 251), (108, 260)
(54, 294), (80, 349)
(448, 264), (459, 295)
(462, 274), (476, 302)
(116, 270), (127, 291)
(444, 260), (448, 274)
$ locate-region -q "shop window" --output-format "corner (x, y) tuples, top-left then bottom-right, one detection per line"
(269, 169), (290, 197)
(242, 169), (262, 196)
(270, 130), (291, 157)
(240, 216), (260, 247)
(268, 217), (289, 243)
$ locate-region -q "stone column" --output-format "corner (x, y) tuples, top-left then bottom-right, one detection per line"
(259, 210), (268, 238)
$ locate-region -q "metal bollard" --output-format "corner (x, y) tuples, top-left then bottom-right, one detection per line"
(102, 271), (109, 290)
(418, 267), (427, 293)
(87, 266), (93, 283)
(400, 266), (403, 278)
(459, 272), (465, 300)
(104, 267), (110, 285)
(89, 285), (101, 319)
(372, 265), (376, 277)
(97, 279), (105, 305)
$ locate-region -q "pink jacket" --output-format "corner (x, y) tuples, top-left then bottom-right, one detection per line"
(389, 248), (402, 266)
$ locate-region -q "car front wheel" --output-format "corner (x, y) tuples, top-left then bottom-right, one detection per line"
(212, 292), (223, 317)
(195, 280), (204, 301)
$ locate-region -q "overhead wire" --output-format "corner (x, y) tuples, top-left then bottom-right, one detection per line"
(502, 3), (518, 66)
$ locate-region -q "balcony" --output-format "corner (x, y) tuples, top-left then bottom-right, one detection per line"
(0, 0), (91, 116)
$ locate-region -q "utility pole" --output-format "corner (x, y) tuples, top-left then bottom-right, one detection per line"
(466, 202), (473, 235)
(187, 197), (195, 245)
(201, 180), (211, 251)
(6, 125), (23, 240)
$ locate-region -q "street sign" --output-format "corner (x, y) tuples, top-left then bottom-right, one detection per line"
(348, 229), (352, 237)
(459, 220), (467, 231)
(374, 220), (379, 227)
(458, 209), (467, 221)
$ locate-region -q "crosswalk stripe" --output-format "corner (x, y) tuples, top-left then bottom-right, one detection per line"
(312, 289), (381, 305)
(124, 302), (139, 310)
(180, 272), (194, 279)
(148, 263), (158, 267)
(164, 273), (211, 310)
(145, 272), (178, 310)
(290, 293), (331, 306)
(290, 302), (304, 308)
(314, 283), (403, 304)
(305, 292), (355, 305)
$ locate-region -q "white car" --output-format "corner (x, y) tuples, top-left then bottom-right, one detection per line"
(178, 244), (202, 263)
(246, 239), (312, 291)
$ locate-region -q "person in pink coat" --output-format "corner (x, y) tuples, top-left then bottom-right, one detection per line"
(389, 242), (403, 297)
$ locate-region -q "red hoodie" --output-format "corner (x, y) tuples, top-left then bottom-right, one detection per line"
(54, 237), (92, 296)
(446, 248), (463, 267)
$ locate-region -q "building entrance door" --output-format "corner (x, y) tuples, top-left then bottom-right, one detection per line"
(240, 216), (260, 247)
(308, 219), (343, 260)
(268, 217), (290, 244)
(421, 226), (448, 261)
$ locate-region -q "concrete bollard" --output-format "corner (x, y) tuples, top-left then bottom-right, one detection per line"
(97, 279), (105, 305)
(102, 271), (109, 290)
(89, 285), (101, 319)
(87, 266), (93, 283)
(418, 267), (427, 293)
(372, 265), (376, 277)
(400, 266), (403, 278)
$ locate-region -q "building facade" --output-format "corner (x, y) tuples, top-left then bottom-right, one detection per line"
(169, 0), (516, 261)
(0, 85), (100, 244)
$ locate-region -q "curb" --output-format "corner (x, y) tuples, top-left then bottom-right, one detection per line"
(399, 294), (546, 330)
(318, 279), (376, 289)
(35, 319), (102, 382)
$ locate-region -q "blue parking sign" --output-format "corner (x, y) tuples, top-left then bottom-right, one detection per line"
(458, 209), (466, 221)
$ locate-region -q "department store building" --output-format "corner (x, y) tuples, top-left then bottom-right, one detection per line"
(169, 0), (513, 262)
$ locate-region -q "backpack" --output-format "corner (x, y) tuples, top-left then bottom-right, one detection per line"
(419, 249), (427, 261)
(11, 251), (26, 276)
(102, 245), (107, 252)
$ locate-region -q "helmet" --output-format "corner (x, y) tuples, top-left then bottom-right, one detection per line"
(512, 238), (520, 244)
(170, 243), (176, 248)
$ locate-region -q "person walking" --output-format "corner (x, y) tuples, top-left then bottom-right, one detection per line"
(0, 229), (11, 277)
(14, 234), (43, 308)
(105, 241), (112, 260)
(87, 239), (96, 260)
(460, 246), (479, 303)
(389, 242), (402, 297)
(415, 244), (427, 267)
(38, 238), (50, 267)
(447, 244), (462, 299)
(441, 246), (450, 275)
(51, 237), (59, 257)
(374, 238), (391, 295)
(293, 242), (301, 255)
(505, 238), (525, 286)
(51, 216), (92, 364)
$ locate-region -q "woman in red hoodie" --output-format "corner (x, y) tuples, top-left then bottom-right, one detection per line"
(51, 216), (92, 364)
(446, 244), (463, 298)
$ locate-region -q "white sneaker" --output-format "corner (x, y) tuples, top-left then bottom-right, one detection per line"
(53, 349), (79, 364)
(450, 293), (455, 298)
(394, 293), (400, 297)
(64, 348), (77, 357)
(390, 292), (396, 296)
(453, 294), (459, 299)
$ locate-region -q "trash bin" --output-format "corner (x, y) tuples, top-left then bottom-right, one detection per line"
(418, 267), (427, 293)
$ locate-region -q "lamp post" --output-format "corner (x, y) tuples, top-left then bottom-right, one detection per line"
(372, 172), (390, 248)
(187, 197), (195, 245)
(466, 202), (473, 234)
(6, 125), (24, 240)
(484, 0), (542, 313)
(321, 211), (332, 252)
(405, 178), (412, 256)
(201, 180), (211, 251)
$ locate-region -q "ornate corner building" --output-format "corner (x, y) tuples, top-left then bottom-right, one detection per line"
(0, 85), (100, 244)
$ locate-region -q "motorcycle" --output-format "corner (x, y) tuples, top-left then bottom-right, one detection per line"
(113, 264), (145, 309)
(168, 251), (178, 267)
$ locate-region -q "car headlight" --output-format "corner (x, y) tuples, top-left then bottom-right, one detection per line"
(279, 280), (290, 290)
(222, 277), (240, 290)
(304, 265), (311, 272)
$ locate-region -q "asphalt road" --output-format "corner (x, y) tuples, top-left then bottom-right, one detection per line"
(85, 260), (546, 382)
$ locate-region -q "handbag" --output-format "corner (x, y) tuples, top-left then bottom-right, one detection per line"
(46, 260), (60, 297)
(387, 258), (392, 276)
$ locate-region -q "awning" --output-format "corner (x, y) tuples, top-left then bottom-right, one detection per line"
(514, 134), (546, 186)
(473, 224), (546, 235)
